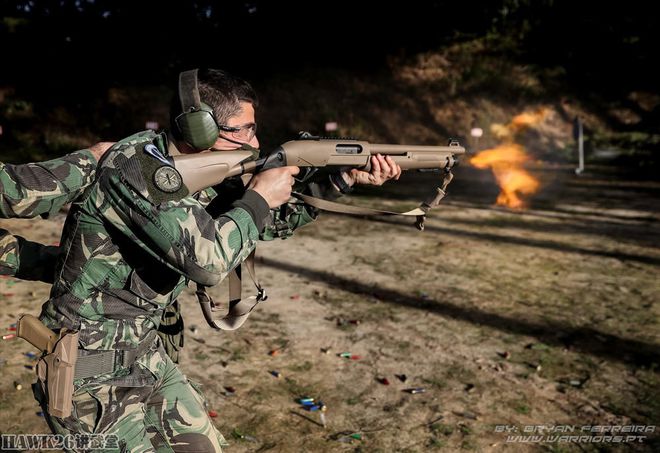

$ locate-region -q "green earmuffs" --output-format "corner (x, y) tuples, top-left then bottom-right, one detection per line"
(175, 69), (219, 150)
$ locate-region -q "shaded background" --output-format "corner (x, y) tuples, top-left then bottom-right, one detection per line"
(0, 0), (658, 169)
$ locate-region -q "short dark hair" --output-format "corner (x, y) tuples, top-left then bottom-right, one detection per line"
(170, 68), (258, 137)
(197, 68), (258, 124)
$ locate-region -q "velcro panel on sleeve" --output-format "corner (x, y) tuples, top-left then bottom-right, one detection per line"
(113, 144), (189, 205)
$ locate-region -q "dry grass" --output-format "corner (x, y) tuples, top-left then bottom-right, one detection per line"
(1, 161), (658, 452)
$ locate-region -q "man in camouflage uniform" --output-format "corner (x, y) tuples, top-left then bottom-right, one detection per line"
(34, 68), (400, 452)
(0, 144), (195, 367)
(0, 143), (112, 281)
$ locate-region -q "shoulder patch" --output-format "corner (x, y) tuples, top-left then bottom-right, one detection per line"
(153, 166), (183, 193)
(137, 144), (188, 204)
(109, 138), (189, 205)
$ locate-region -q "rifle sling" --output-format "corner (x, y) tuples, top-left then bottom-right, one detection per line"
(196, 249), (267, 331)
(293, 168), (454, 231)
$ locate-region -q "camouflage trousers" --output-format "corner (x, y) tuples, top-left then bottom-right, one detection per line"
(33, 337), (227, 452)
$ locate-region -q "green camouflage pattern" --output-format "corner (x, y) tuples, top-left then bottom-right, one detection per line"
(0, 150), (96, 218)
(0, 150), (96, 279)
(34, 130), (320, 450)
(261, 200), (318, 240)
(39, 130), (261, 359)
(0, 230), (60, 282)
(39, 130), (321, 364)
(34, 340), (228, 452)
(157, 300), (185, 364)
(0, 228), (20, 276)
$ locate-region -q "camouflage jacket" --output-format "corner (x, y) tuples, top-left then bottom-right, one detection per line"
(0, 151), (97, 280)
(39, 131), (325, 383)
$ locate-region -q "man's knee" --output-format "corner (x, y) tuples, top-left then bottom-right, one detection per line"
(168, 433), (221, 453)
(146, 371), (227, 452)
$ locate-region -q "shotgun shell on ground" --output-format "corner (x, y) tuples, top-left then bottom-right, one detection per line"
(404, 387), (426, 394)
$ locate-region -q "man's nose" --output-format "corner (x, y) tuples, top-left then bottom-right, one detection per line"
(251, 135), (260, 148)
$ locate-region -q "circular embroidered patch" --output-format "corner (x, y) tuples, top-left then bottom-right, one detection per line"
(153, 166), (183, 193)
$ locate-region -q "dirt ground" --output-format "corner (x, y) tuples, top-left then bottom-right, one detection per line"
(1, 162), (658, 452)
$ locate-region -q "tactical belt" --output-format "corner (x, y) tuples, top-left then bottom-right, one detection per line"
(74, 330), (158, 379)
(196, 168), (455, 331)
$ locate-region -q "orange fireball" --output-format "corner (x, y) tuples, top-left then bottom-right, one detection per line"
(470, 109), (548, 208)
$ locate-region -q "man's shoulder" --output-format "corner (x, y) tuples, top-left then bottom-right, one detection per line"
(100, 130), (159, 168)
(117, 130), (159, 148)
(98, 131), (188, 204)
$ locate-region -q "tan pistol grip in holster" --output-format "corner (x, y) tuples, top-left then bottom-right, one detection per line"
(39, 330), (79, 418)
(17, 314), (79, 418)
